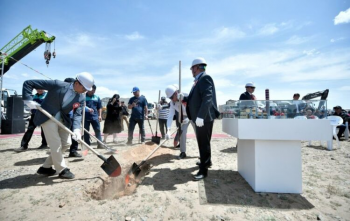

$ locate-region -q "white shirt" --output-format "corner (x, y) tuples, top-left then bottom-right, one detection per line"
(166, 100), (187, 129)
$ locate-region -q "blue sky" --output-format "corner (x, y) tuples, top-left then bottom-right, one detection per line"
(1, 0), (350, 108)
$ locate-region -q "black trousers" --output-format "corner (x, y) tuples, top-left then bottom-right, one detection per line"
(69, 121), (79, 153)
(21, 114), (47, 148)
(195, 121), (214, 174)
(159, 119), (167, 138)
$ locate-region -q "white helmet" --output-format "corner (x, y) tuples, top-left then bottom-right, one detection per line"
(191, 57), (207, 69)
(165, 84), (179, 98)
(76, 72), (94, 91)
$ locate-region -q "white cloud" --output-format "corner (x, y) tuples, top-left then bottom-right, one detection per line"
(215, 27), (246, 40)
(338, 86), (350, 91)
(330, 37), (345, 43)
(96, 86), (119, 99)
(334, 8), (350, 25)
(258, 23), (279, 36)
(286, 35), (312, 45)
(125, 32), (144, 40)
(302, 49), (319, 56)
(21, 73), (29, 77)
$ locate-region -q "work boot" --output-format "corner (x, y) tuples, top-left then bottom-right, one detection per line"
(14, 146), (28, 152)
(59, 168), (75, 179)
(37, 167), (56, 176)
(68, 152), (82, 158)
(38, 144), (48, 149)
(178, 152), (186, 159)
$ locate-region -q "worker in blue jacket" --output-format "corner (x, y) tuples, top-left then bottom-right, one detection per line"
(15, 89), (48, 152)
(84, 84), (103, 148)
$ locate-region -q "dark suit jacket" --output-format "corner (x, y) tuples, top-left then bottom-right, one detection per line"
(22, 80), (85, 130)
(186, 72), (220, 122)
(239, 91), (254, 100)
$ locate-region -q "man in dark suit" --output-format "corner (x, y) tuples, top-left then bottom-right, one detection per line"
(22, 72), (94, 179)
(185, 57), (220, 181)
(239, 82), (256, 100)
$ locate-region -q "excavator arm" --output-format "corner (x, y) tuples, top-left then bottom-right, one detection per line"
(301, 89), (329, 100)
(0, 25), (55, 74)
(302, 89), (329, 111)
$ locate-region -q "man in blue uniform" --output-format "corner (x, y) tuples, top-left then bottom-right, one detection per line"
(15, 89), (48, 152)
(84, 84), (103, 149)
(127, 87), (148, 145)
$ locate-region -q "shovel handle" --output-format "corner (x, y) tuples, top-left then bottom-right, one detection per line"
(36, 106), (101, 156)
(143, 128), (178, 162)
(83, 128), (115, 152)
(147, 118), (154, 136)
(155, 90), (161, 135)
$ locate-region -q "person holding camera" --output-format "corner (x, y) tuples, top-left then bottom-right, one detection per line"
(103, 94), (123, 143)
(120, 101), (129, 130)
(127, 87), (148, 145)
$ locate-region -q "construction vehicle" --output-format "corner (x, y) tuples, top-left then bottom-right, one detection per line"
(0, 25), (56, 131)
(302, 89), (329, 111)
(0, 25), (56, 74)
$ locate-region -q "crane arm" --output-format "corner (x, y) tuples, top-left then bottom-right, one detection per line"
(0, 25), (55, 74)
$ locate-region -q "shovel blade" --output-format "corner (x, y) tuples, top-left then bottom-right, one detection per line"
(128, 162), (141, 177)
(100, 155), (121, 177)
(151, 136), (161, 145)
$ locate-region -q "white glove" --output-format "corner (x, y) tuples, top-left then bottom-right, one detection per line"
(72, 129), (81, 141)
(182, 117), (189, 125)
(195, 117), (204, 127)
(24, 100), (40, 109)
(165, 130), (171, 140)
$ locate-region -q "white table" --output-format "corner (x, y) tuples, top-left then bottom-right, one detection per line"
(222, 119), (332, 194)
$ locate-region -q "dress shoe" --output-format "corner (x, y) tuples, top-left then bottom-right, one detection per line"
(178, 152), (186, 159)
(68, 152), (82, 158)
(37, 144), (48, 149)
(193, 172), (207, 181)
(14, 146), (28, 152)
(37, 167), (56, 176)
(196, 161), (212, 168)
(59, 168), (75, 179)
(176, 144), (180, 148)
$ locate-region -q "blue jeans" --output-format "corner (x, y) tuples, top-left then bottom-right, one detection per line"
(128, 118), (145, 142)
(84, 119), (102, 145)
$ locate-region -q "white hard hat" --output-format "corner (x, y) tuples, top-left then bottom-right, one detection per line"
(245, 82), (255, 88)
(191, 57), (207, 69)
(76, 72), (94, 91)
(165, 84), (179, 98)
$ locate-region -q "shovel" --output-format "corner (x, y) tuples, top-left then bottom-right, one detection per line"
(147, 118), (160, 145)
(36, 106), (121, 177)
(126, 128), (178, 178)
(152, 90), (162, 145)
(83, 128), (117, 154)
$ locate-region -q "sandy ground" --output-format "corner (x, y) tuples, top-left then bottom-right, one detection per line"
(1, 119), (350, 221)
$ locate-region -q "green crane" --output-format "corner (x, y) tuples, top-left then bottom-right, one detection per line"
(0, 25), (56, 131)
(0, 25), (56, 74)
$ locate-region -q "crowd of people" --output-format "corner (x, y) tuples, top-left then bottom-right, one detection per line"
(16, 57), (218, 181)
(14, 56), (348, 181)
